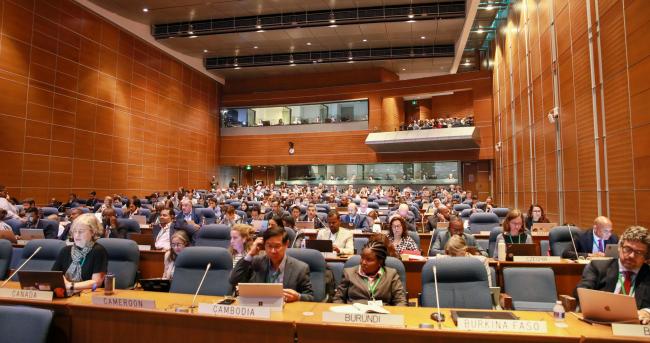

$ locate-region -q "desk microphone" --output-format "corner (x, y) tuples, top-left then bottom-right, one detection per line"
(427, 230), (436, 257)
(291, 230), (304, 248)
(1, 246), (43, 287)
(315, 215), (329, 230)
(430, 265), (445, 328)
(568, 224), (583, 260)
(189, 262), (212, 311)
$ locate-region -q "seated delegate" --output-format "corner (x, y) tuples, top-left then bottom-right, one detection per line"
(496, 209), (532, 244)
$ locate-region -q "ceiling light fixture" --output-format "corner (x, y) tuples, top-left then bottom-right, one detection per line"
(407, 7), (415, 19)
(255, 17), (264, 32)
(348, 51), (353, 60)
(485, 5), (494, 11)
(188, 24), (194, 35)
(142, 8), (149, 13)
(401, 68), (406, 71)
(233, 58), (239, 67)
(189, 35), (198, 38)
(306, 42), (311, 46)
(289, 54), (294, 64)
(420, 36), (426, 39)
(328, 12), (337, 27)
(362, 39), (367, 42)
(476, 28), (484, 33)
(253, 46), (258, 49)
(203, 49), (208, 53)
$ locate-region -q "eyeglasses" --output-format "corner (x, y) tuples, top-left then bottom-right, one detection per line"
(621, 245), (647, 257)
(171, 243), (185, 248)
(265, 243), (284, 251)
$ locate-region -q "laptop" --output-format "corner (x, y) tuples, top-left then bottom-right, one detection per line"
(20, 228), (45, 240)
(295, 221), (315, 230)
(238, 283), (283, 298)
(305, 239), (333, 253)
(0, 230), (17, 243)
(18, 271), (70, 298)
(604, 244), (619, 258)
(506, 243), (538, 260)
(577, 288), (639, 324)
(436, 222), (449, 230)
(531, 223), (557, 236)
(139, 278), (171, 292)
(131, 214), (147, 225)
(251, 220), (269, 232)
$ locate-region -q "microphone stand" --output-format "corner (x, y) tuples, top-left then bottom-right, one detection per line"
(1, 246), (43, 287)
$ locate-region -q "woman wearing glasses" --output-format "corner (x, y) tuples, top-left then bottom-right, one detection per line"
(163, 231), (191, 279)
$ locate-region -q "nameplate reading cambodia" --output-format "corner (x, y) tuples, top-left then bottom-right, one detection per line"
(322, 312), (404, 327)
(457, 318), (547, 333)
(92, 295), (156, 309)
(197, 303), (271, 319)
(512, 256), (561, 263)
(611, 323), (650, 338)
(0, 288), (53, 301)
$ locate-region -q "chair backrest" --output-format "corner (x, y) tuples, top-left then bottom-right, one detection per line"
(367, 202), (379, 209)
(0, 305), (53, 343)
(235, 210), (247, 221)
(170, 247), (233, 296)
(549, 226), (582, 256)
(503, 267), (557, 311)
(453, 204), (471, 212)
(40, 207), (59, 216)
(375, 199), (388, 206)
(113, 207), (123, 218)
(116, 218), (141, 234)
(459, 208), (473, 220)
(344, 255), (407, 290)
(12, 240), (66, 280)
(138, 208), (151, 219)
(285, 227), (296, 246)
(353, 237), (368, 255)
(195, 224), (231, 248)
(491, 207), (510, 219)
(286, 248), (327, 302)
(327, 261), (344, 286)
(80, 207), (90, 214)
(488, 226), (503, 257)
(407, 231), (421, 248)
(420, 257), (492, 309)
(37, 219), (59, 239)
(0, 239), (12, 279)
(97, 238), (140, 289)
(229, 201), (241, 209)
(5, 218), (24, 235)
(468, 212), (500, 234)
(540, 240), (550, 256)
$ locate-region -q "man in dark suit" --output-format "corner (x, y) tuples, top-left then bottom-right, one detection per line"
(430, 216), (487, 257)
(562, 216), (619, 259)
(174, 199), (200, 242)
(58, 208), (82, 241)
(101, 208), (127, 239)
(299, 204), (323, 229)
(575, 225), (650, 324)
(264, 200), (288, 220)
(341, 203), (369, 231)
(230, 226), (314, 302)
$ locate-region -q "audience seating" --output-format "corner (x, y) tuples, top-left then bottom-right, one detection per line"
(37, 219), (59, 239)
(407, 231), (421, 248)
(503, 267), (557, 311)
(0, 305), (53, 343)
(195, 208), (217, 224)
(453, 204), (471, 212)
(420, 257), (492, 309)
(194, 224), (230, 249)
(6, 218), (24, 235)
(327, 261), (344, 286)
(11, 240), (65, 280)
(353, 237), (368, 255)
(170, 247), (232, 296)
(467, 212), (500, 234)
(116, 218), (141, 234)
(97, 238), (140, 289)
(549, 226), (582, 256)
(0, 239), (12, 279)
(491, 207), (509, 221)
(39, 207), (59, 217)
(286, 248), (327, 302)
(488, 226), (503, 257)
(344, 255), (407, 290)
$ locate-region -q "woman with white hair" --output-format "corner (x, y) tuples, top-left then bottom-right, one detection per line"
(52, 213), (108, 291)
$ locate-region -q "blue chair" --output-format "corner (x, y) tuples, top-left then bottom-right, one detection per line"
(453, 204), (471, 213)
(327, 261), (344, 286)
(0, 305), (53, 343)
(285, 227), (296, 246)
(195, 224), (230, 248)
(459, 208), (473, 222)
(407, 231), (421, 248)
(344, 255), (407, 290)
(549, 226), (582, 256)
(491, 207), (510, 221)
(37, 219), (59, 239)
(375, 199), (388, 207)
(420, 257), (492, 309)
(12, 239), (65, 280)
(96, 238), (140, 289)
(468, 212), (500, 234)
(79, 207), (90, 214)
(39, 207), (59, 216)
(235, 210), (247, 222)
(196, 208), (218, 224)
(287, 248), (327, 302)
(229, 201), (241, 209)
(113, 207), (123, 218)
(488, 226), (503, 257)
(170, 247), (233, 296)
(138, 208), (151, 220)
(540, 240), (550, 256)
(116, 218), (141, 234)
(353, 237), (368, 255)
(503, 267), (557, 311)
(5, 218), (25, 235)
(0, 239), (12, 279)
(367, 202), (379, 210)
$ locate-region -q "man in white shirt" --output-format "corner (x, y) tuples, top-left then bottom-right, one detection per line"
(153, 208), (173, 250)
(0, 185), (18, 220)
(317, 211), (353, 255)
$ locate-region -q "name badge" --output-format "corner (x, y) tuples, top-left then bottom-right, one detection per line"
(367, 300), (383, 307)
(0, 288), (53, 301)
(457, 318), (547, 333)
(138, 245), (151, 251)
(512, 256), (561, 263)
(197, 303), (271, 319)
(92, 295), (156, 309)
(612, 323), (650, 338)
(322, 312), (404, 327)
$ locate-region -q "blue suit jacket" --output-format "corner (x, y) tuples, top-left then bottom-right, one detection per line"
(562, 229), (618, 259)
(341, 214), (369, 230)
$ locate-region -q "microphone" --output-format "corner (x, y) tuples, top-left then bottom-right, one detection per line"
(567, 224), (583, 260)
(189, 263), (212, 311)
(315, 215), (329, 230)
(291, 230), (304, 248)
(427, 230), (436, 257)
(430, 265), (445, 328)
(1, 246), (43, 287)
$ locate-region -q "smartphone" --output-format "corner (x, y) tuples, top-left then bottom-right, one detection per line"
(218, 298), (236, 305)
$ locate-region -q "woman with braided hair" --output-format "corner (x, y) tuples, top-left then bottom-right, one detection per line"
(333, 240), (407, 306)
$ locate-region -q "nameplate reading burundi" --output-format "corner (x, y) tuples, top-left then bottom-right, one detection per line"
(512, 256), (561, 263)
(611, 323), (650, 338)
(0, 288), (53, 301)
(197, 303), (271, 318)
(322, 311), (404, 327)
(457, 318), (547, 333)
(92, 295), (156, 309)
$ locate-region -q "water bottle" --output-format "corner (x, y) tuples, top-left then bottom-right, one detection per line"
(301, 235), (308, 249)
(497, 240), (506, 261)
(553, 300), (565, 322)
(104, 273), (115, 296)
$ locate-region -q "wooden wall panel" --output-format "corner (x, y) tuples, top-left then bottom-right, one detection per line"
(492, 0), (650, 231)
(0, 0), (219, 204)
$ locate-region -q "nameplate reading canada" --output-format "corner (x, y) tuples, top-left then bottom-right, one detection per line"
(0, 288), (53, 301)
(457, 318), (547, 333)
(322, 312), (404, 327)
(92, 295), (156, 309)
(197, 303), (271, 319)
(611, 323), (650, 338)
(512, 256), (561, 263)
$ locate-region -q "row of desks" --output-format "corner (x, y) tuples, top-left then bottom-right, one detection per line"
(0, 282), (639, 343)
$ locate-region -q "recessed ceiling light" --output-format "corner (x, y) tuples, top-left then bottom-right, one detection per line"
(401, 68), (406, 71)
(362, 39), (367, 42)
(253, 46), (258, 49)
(142, 8), (149, 13)
(485, 5), (494, 11)
(203, 49), (208, 53)
(420, 36), (426, 39)
(306, 42), (311, 46)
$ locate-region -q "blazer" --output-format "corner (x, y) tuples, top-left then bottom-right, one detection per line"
(316, 227), (354, 255)
(430, 231), (487, 257)
(298, 214), (323, 229)
(575, 259), (650, 310)
(341, 214), (370, 231)
(562, 229), (619, 259)
(229, 254), (314, 302)
(264, 210), (289, 220)
(333, 266), (407, 306)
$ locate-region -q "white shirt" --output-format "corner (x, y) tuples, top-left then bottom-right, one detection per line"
(155, 223), (171, 250)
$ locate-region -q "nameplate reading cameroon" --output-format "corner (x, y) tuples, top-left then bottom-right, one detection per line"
(512, 256), (561, 263)
(92, 295), (156, 309)
(197, 303), (271, 319)
(457, 318), (548, 333)
(0, 288), (53, 301)
(322, 312), (405, 327)
(611, 323), (650, 338)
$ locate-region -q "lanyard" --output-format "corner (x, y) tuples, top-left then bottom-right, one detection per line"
(618, 272), (636, 296)
(365, 268), (384, 300)
(507, 234), (521, 244)
(269, 269), (281, 283)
